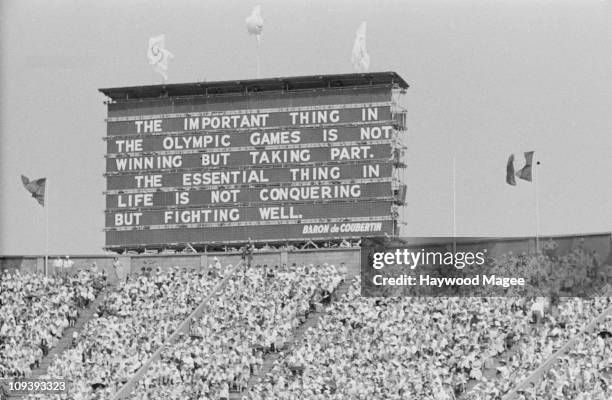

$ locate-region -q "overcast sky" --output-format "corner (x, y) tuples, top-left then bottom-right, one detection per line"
(1, 0), (610, 255)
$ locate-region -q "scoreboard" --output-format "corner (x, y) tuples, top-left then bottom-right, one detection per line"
(100, 72), (408, 251)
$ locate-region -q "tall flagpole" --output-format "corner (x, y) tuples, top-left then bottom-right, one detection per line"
(256, 36), (261, 79)
(535, 160), (540, 254)
(45, 179), (49, 276)
(453, 157), (457, 254)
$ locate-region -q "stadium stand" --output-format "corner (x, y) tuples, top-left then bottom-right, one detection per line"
(21, 264), (232, 400)
(243, 249), (611, 400)
(127, 262), (344, 400)
(2, 237), (612, 400)
(520, 316), (612, 400)
(0, 270), (105, 380)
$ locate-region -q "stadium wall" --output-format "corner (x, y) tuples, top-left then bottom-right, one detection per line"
(0, 248), (362, 280)
(129, 248), (360, 274)
(1, 233), (610, 278)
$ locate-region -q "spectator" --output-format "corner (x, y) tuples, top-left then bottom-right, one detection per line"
(52, 257), (62, 274)
(62, 256), (74, 271)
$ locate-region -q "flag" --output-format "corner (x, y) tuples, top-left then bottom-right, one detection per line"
(147, 34), (173, 80)
(21, 175), (46, 206)
(246, 5), (264, 45)
(506, 151), (537, 185)
(516, 151), (535, 182)
(506, 154), (516, 186)
(351, 22), (370, 72)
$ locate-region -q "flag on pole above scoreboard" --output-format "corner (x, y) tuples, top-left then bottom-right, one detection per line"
(351, 21), (370, 73)
(21, 175), (46, 206)
(246, 5), (264, 45)
(147, 34), (173, 81)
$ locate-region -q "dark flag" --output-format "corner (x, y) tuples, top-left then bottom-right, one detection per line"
(506, 154), (516, 186)
(516, 151), (535, 182)
(21, 175), (46, 206)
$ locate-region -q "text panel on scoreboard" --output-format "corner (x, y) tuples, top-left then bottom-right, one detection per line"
(106, 163), (393, 191)
(106, 144), (392, 172)
(105, 220), (394, 246)
(106, 125), (396, 153)
(106, 201), (393, 227)
(106, 107), (392, 136)
(106, 181), (392, 210)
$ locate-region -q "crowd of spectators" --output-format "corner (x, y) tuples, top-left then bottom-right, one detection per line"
(3, 239), (611, 400)
(517, 316), (612, 400)
(129, 263), (344, 400)
(247, 249), (611, 400)
(364, 244), (605, 298)
(487, 244), (606, 297)
(0, 270), (104, 379)
(464, 297), (611, 399)
(27, 264), (230, 400)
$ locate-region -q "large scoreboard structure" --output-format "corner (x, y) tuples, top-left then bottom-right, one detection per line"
(100, 72), (408, 252)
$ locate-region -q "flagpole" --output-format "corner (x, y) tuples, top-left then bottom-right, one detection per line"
(45, 179), (49, 276)
(452, 157), (457, 254)
(256, 36), (261, 79)
(535, 160), (540, 254)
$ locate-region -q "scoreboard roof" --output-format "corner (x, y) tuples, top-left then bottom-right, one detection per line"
(99, 71), (408, 102)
